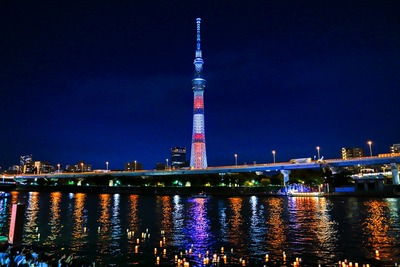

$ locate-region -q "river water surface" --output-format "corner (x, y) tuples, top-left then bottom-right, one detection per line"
(0, 191), (399, 266)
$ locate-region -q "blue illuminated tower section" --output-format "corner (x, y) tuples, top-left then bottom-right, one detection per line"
(190, 18), (207, 169)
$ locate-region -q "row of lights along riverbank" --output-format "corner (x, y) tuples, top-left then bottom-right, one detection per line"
(51, 141), (376, 171)
(233, 141), (375, 166)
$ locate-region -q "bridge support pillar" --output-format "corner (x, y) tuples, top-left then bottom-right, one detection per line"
(280, 170), (291, 187)
(391, 163), (399, 185)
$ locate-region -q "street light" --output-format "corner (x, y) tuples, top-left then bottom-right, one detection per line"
(234, 154), (238, 166)
(272, 150), (276, 164)
(316, 146), (320, 160)
(81, 163), (84, 172)
(57, 163), (60, 173)
(166, 159), (169, 170)
(134, 160), (137, 172)
(106, 161), (109, 171)
(367, 141), (373, 157)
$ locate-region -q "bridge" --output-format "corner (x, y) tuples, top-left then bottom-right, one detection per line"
(7, 155), (400, 185)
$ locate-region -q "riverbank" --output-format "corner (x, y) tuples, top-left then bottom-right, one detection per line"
(6, 184), (400, 197)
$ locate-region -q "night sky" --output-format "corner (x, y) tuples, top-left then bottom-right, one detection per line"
(1, 1), (400, 170)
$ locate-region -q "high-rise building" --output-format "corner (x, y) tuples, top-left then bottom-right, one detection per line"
(65, 161), (92, 172)
(341, 147), (364, 159)
(171, 147), (188, 169)
(190, 18), (208, 169)
(391, 144), (400, 153)
(20, 154), (34, 174)
(125, 161), (142, 172)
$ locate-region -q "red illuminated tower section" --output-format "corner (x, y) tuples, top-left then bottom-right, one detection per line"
(190, 18), (207, 169)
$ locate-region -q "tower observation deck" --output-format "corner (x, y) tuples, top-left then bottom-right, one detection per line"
(190, 18), (208, 169)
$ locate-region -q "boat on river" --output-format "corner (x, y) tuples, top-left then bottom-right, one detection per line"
(191, 191), (210, 198)
(287, 190), (324, 197)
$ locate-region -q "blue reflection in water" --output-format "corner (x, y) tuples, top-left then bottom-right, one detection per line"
(110, 194), (122, 256)
(186, 197), (212, 254)
(0, 197), (8, 232)
(248, 196), (267, 258)
(217, 198), (229, 244)
(171, 195), (185, 246)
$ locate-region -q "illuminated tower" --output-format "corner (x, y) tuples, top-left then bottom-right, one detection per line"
(190, 18), (208, 169)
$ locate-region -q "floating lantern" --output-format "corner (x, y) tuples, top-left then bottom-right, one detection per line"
(265, 254), (269, 262)
(241, 259), (246, 266)
(154, 248), (157, 254)
(136, 238), (140, 244)
(135, 245), (139, 253)
(159, 240), (163, 247)
(163, 249), (166, 255)
(375, 249), (380, 259)
(221, 247), (224, 254)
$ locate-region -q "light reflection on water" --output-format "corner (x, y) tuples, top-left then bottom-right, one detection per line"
(363, 199), (395, 261)
(71, 193), (88, 252)
(265, 197), (286, 256)
(1, 192), (399, 266)
(25, 192), (40, 240)
(45, 192), (61, 246)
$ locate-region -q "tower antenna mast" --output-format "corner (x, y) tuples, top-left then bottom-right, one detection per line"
(190, 18), (208, 169)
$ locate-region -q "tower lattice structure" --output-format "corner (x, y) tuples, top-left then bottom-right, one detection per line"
(190, 18), (208, 169)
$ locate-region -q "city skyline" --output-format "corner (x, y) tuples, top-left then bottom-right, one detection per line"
(1, 1), (400, 170)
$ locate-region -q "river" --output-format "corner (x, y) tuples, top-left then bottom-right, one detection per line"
(0, 191), (399, 266)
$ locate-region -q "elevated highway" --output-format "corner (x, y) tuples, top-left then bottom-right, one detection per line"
(8, 155), (400, 185)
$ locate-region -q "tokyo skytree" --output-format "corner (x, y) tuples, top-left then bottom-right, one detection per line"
(190, 18), (207, 169)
